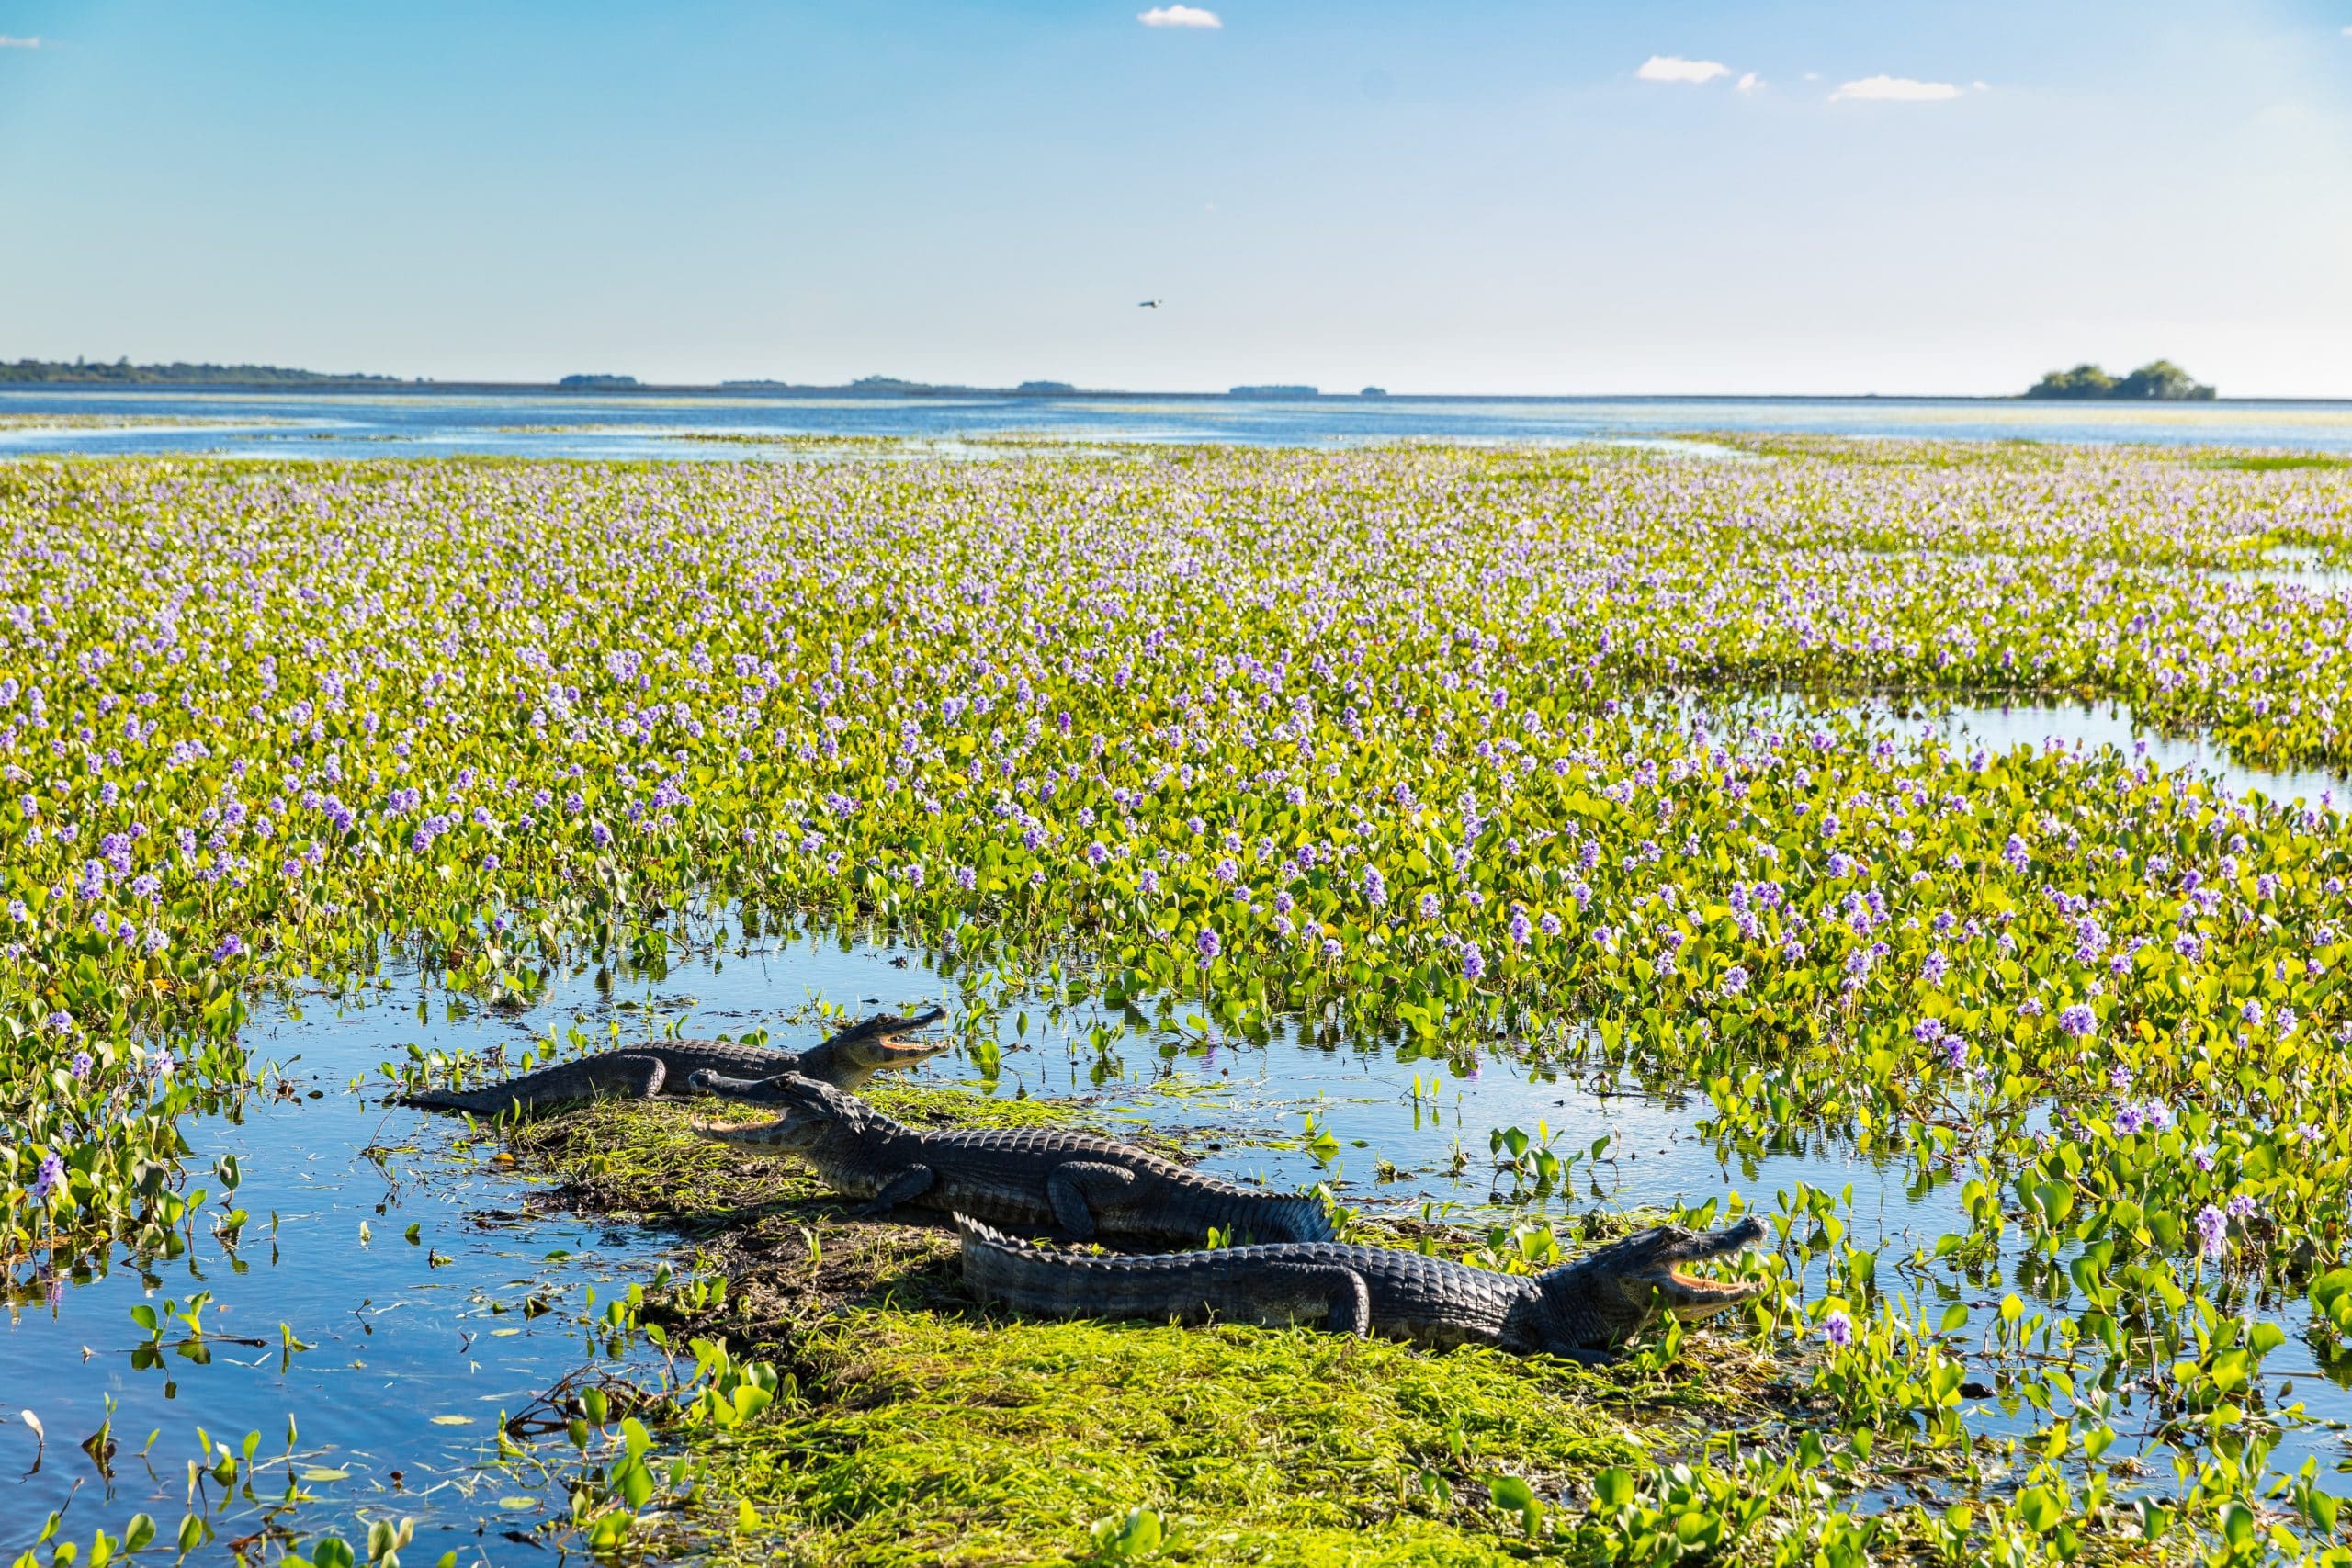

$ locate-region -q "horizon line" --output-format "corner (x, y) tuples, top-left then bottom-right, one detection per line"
(6, 378), (2347, 405)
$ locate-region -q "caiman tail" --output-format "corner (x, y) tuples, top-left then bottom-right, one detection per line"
(391, 1052), (667, 1114)
(956, 1215), (1364, 1330)
(1211, 1190), (1332, 1246)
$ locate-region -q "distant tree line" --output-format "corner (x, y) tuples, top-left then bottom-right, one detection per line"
(0, 357), (399, 385)
(2025, 360), (2215, 400)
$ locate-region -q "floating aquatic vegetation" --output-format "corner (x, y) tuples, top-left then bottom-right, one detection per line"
(6, 441), (2352, 1562)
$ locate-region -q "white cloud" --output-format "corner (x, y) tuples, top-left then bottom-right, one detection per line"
(1830, 74), (1965, 102)
(1138, 6), (1221, 28)
(1636, 55), (1731, 85)
(0, 35), (42, 48)
(1736, 72), (1761, 92)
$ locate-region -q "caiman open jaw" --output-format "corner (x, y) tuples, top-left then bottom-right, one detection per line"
(838, 1032), (951, 1071)
(687, 1070), (834, 1151)
(1640, 1216), (1768, 1322)
(1559, 1215), (1768, 1332)
(1659, 1269), (1764, 1322)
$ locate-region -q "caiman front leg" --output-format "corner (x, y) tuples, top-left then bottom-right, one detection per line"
(851, 1166), (937, 1218)
(1200, 1262), (1372, 1336)
(1043, 1161), (1141, 1240)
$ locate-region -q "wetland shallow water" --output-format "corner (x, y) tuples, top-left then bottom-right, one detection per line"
(9, 388), (2352, 461)
(10, 690), (2352, 1555)
(16, 862), (2352, 1554)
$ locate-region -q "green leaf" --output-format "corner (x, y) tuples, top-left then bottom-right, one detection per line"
(1488, 1474), (1544, 1533)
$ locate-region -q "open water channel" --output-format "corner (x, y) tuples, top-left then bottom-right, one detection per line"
(4, 699), (2350, 1558)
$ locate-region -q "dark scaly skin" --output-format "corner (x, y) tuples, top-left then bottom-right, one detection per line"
(691, 1071), (1332, 1246)
(393, 1010), (946, 1115)
(956, 1214), (1766, 1360)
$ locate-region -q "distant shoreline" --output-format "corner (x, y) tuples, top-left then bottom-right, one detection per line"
(3, 383), (2349, 407)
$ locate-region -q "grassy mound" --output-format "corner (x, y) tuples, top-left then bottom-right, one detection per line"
(502, 1087), (1768, 1566)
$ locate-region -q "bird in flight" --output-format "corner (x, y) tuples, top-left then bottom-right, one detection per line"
(1138, 299), (1162, 308)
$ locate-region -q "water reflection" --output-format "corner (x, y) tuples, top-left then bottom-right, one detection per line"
(11, 872), (2351, 1552)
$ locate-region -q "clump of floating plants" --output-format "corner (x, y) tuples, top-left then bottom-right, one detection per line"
(5, 442), (2352, 1563)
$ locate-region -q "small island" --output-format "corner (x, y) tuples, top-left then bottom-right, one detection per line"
(2024, 359), (2214, 400)
(557, 374), (640, 389)
(1361, 386), (1389, 398)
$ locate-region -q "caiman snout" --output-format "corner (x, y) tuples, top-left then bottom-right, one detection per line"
(1641, 1215), (1768, 1322)
(839, 1033), (951, 1070)
(687, 1069), (836, 1150)
(686, 1067), (801, 1103)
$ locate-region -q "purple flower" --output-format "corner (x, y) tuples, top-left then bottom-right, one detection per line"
(1084, 841), (1110, 868)
(2195, 1204), (2227, 1260)
(1461, 943), (1486, 982)
(150, 1045), (176, 1078)
(2057, 1004), (2096, 1040)
(32, 1152), (66, 1203)
(1824, 1310), (1853, 1348)
(1942, 1035), (1969, 1071)
(1510, 909), (1532, 948)
(1360, 864), (1387, 910)
(69, 1051), (91, 1080)
(1196, 927), (1222, 962)
(212, 933), (244, 963)
(1720, 964), (1749, 996)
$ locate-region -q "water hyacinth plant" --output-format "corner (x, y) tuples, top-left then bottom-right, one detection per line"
(4, 438), (2352, 1562)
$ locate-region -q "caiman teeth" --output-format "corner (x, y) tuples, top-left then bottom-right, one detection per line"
(1667, 1268), (1758, 1297)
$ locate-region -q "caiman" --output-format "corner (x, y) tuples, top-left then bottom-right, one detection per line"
(688, 1069), (1332, 1245)
(956, 1213), (1765, 1360)
(392, 1009), (946, 1116)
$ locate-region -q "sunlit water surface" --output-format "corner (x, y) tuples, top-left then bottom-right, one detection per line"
(6, 702), (2351, 1555)
(7, 389), (2352, 460)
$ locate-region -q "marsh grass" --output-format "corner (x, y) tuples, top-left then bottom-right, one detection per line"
(698, 1310), (1661, 1568)
(497, 1087), (1780, 1566)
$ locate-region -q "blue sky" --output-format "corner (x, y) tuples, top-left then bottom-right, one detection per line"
(1, 1), (2347, 394)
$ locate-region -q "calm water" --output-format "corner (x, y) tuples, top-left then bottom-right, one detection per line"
(6, 704), (2347, 1552)
(6, 388), (2352, 459)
